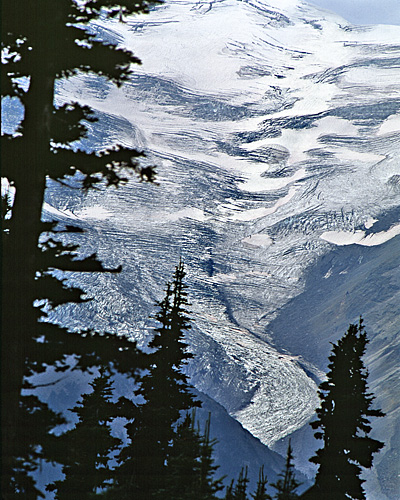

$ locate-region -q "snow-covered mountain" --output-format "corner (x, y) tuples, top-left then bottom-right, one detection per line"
(38, 0), (400, 497)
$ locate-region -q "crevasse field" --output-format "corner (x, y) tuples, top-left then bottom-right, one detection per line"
(7, 0), (398, 497)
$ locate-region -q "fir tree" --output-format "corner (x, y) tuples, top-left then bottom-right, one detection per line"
(225, 479), (235, 500)
(198, 413), (225, 499)
(2, 1), (160, 496)
(47, 369), (122, 499)
(114, 262), (200, 499)
(303, 319), (384, 500)
(271, 441), (300, 500)
(233, 466), (250, 500)
(10, 395), (65, 500)
(164, 411), (223, 499)
(251, 466), (271, 500)
(163, 411), (203, 500)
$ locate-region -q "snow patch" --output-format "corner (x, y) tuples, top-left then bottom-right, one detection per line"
(341, 67), (399, 89)
(42, 203), (79, 220)
(242, 233), (273, 248)
(333, 149), (385, 164)
(321, 224), (400, 246)
(365, 217), (378, 229)
(240, 169), (305, 193)
(378, 114), (400, 136)
(166, 207), (208, 222)
(231, 187), (297, 221)
(241, 116), (359, 166)
(156, 207), (208, 223)
(77, 206), (113, 220)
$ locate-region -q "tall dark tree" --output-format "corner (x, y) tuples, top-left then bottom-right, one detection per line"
(302, 319), (384, 500)
(251, 466), (271, 500)
(163, 411), (204, 500)
(47, 368), (121, 499)
(233, 467), (250, 500)
(163, 411), (223, 500)
(1, 0), (160, 497)
(225, 479), (235, 500)
(114, 262), (200, 499)
(198, 414), (225, 499)
(271, 441), (300, 500)
(8, 396), (66, 500)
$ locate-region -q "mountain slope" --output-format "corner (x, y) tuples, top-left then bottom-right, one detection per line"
(34, 1), (400, 498)
(268, 234), (400, 498)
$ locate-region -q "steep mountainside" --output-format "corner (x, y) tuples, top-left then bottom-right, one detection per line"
(9, 0), (398, 497)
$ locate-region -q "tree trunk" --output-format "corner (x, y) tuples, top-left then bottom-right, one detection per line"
(1, 58), (54, 496)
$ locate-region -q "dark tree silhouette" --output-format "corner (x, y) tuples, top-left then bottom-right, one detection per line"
(302, 319), (384, 500)
(225, 479), (235, 500)
(251, 466), (271, 500)
(233, 466), (250, 500)
(1, 0), (160, 497)
(163, 411), (224, 500)
(163, 411), (203, 500)
(271, 441), (300, 499)
(198, 414), (225, 499)
(47, 368), (121, 499)
(113, 262), (201, 499)
(9, 396), (65, 500)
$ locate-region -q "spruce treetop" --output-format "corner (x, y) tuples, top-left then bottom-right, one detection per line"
(305, 318), (384, 500)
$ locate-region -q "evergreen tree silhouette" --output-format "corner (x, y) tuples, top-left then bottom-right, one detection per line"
(233, 466), (250, 500)
(10, 395), (65, 500)
(271, 440), (300, 499)
(113, 262), (200, 499)
(251, 466), (271, 500)
(2, 1), (160, 496)
(163, 411), (223, 499)
(302, 319), (384, 500)
(163, 411), (203, 500)
(225, 479), (235, 500)
(47, 368), (121, 499)
(198, 413), (225, 499)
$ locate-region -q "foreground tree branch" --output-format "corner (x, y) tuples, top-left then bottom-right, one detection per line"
(1, 1), (161, 496)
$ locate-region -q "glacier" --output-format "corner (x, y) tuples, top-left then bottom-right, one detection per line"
(16, 0), (399, 497)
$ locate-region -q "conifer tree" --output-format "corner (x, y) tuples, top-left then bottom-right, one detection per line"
(225, 479), (235, 500)
(2, 1), (160, 496)
(163, 411), (203, 500)
(303, 319), (384, 500)
(47, 368), (121, 499)
(233, 467), (250, 500)
(271, 441), (300, 500)
(164, 411), (223, 500)
(198, 414), (225, 499)
(114, 262), (200, 499)
(251, 466), (271, 500)
(10, 396), (66, 500)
